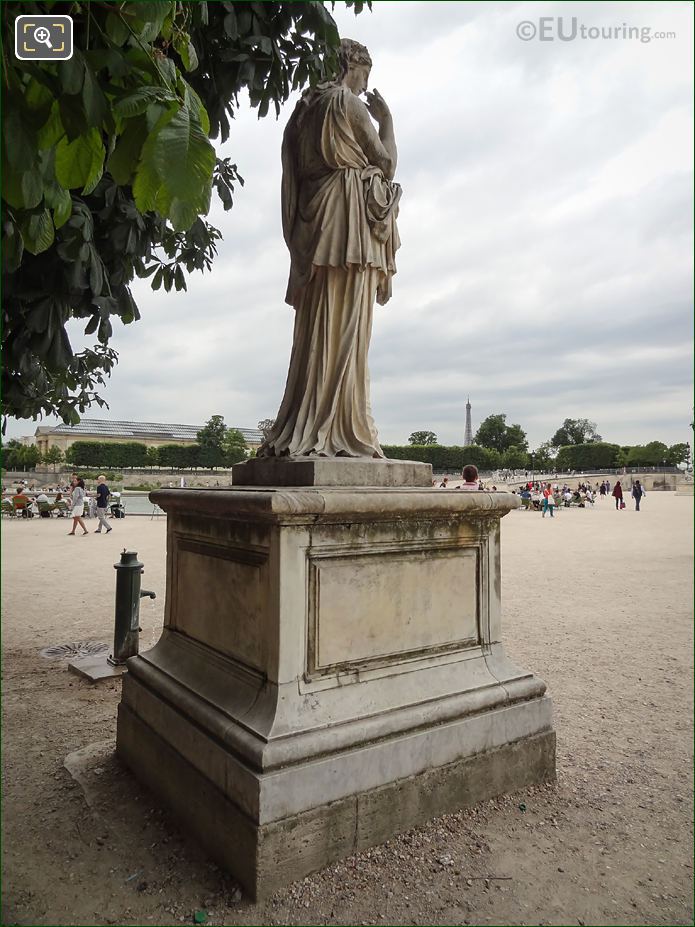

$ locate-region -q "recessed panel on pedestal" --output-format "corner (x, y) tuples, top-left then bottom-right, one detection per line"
(173, 537), (268, 671)
(308, 544), (480, 676)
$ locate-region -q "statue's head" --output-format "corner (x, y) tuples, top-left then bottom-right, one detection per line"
(339, 38), (372, 95)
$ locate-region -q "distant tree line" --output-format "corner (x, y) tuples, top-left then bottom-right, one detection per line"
(385, 443), (524, 471)
(404, 415), (690, 472)
(2, 440), (44, 470)
(3, 413), (690, 475)
(1, 415), (248, 472)
(63, 437), (247, 470)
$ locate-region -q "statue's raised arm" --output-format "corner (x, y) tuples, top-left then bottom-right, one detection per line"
(259, 39), (401, 460)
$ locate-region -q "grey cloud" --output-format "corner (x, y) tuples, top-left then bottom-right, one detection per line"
(5, 1), (692, 455)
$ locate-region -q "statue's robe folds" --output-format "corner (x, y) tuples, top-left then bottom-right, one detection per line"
(259, 85), (401, 459)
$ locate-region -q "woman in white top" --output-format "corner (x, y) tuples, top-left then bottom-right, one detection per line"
(68, 478), (89, 536)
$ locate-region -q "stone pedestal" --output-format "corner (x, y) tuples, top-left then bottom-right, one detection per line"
(232, 456), (432, 487)
(116, 485), (555, 899)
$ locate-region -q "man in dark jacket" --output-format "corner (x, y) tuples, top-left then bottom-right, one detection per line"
(95, 475), (113, 533)
(631, 479), (645, 512)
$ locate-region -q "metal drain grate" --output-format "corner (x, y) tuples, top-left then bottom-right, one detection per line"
(39, 640), (109, 660)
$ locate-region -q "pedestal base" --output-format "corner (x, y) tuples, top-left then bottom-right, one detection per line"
(118, 700), (554, 900)
(117, 486), (554, 899)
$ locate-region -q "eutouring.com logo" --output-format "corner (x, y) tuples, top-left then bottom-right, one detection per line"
(516, 18), (677, 43)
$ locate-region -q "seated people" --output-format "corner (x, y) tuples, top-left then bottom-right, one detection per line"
(12, 488), (32, 517)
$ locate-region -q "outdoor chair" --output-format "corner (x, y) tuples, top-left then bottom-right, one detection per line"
(12, 499), (34, 518)
(1, 499), (14, 517)
(37, 501), (54, 518)
(54, 500), (69, 517)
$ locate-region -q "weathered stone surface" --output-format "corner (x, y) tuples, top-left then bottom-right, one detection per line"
(118, 486), (553, 898)
(118, 701), (555, 901)
(232, 456), (432, 487)
(67, 653), (126, 681)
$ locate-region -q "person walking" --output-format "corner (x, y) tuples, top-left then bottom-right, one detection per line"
(542, 483), (555, 518)
(632, 479), (644, 512)
(68, 478), (89, 535)
(94, 475), (113, 534)
(612, 480), (624, 510)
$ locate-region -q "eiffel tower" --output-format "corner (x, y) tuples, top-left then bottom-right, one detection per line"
(463, 396), (473, 446)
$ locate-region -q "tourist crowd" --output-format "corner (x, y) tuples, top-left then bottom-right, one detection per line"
(2, 474), (122, 528)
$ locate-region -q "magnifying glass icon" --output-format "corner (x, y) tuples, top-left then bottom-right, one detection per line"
(33, 25), (53, 49)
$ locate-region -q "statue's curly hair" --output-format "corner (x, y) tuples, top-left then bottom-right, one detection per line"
(338, 38), (372, 75)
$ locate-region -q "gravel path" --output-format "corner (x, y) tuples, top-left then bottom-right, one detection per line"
(1, 491), (692, 926)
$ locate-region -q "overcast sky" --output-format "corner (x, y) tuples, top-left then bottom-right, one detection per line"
(8, 0), (694, 450)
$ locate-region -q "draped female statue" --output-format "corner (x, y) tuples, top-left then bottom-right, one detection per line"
(258, 39), (401, 459)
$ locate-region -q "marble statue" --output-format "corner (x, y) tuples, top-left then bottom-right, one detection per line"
(259, 39), (401, 459)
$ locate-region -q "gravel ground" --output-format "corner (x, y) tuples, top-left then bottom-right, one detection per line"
(1, 490), (692, 926)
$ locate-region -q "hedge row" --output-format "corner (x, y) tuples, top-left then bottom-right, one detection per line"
(65, 441), (242, 470)
(381, 444), (501, 471)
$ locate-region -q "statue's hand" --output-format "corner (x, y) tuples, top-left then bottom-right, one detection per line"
(365, 89), (391, 123)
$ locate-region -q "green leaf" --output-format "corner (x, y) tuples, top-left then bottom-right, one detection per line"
(21, 209), (55, 255)
(107, 117), (148, 185)
(2, 159), (44, 209)
(59, 95), (88, 141)
(54, 129), (105, 192)
(82, 157), (104, 195)
(105, 12), (130, 45)
(114, 86), (175, 118)
(157, 57), (178, 88)
(132, 154), (161, 214)
(174, 265), (187, 291)
(46, 327), (73, 369)
(86, 48), (131, 79)
(174, 35), (189, 69)
(89, 249), (105, 293)
(37, 102), (66, 150)
(151, 103), (215, 227)
(4, 106), (36, 169)
(24, 77), (53, 112)
(184, 84), (210, 135)
(82, 66), (109, 128)
(53, 191), (73, 228)
(126, 1), (174, 42)
(223, 10), (238, 38)
(168, 196), (202, 234)
(182, 40), (199, 73)
(2, 221), (24, 273)
(257, 36), (272, 55)
(44, 185), (73, 229)
(84, 314), (100, 335)
(145, 100), (176, 133)
(160, 9), (175, 42)
(58, 54), (85, 95)
(133, 99), (212, 226)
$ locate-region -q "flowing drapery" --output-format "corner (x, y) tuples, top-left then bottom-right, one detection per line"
(259, 84), (400, 459)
